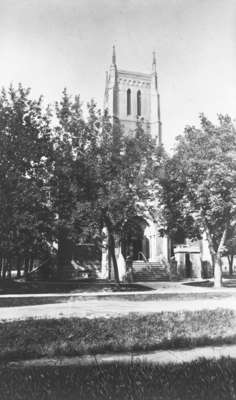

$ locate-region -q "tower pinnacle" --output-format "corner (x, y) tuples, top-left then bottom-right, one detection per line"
(152, 51), (157, 72)
(112, 45), (116, 65)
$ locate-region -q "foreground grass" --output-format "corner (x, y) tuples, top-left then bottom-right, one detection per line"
(1, 357), (236, 399)
(1, 308), (236, 362)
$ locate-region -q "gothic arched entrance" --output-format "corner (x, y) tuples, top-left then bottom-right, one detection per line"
(122, 217), (150, 261)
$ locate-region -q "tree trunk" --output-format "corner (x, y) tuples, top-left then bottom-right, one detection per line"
(108, 231), (120, 283)
(215, 225), (228, 288)
(6, 257), (12, 280)
(2, 258), (7, 280)
(24, 257), (30, 279)
(204, 222), (228, 288)
(104, 215), (120, 283)
(228, 255), (234, 276)
(57, 238), (66, 279)
(214, 253), (222, 288)
(29, 256), (34, 272)
(57, 231), (73, 280)
(0, 256), (2, 280)
(16, 255), (22, 279)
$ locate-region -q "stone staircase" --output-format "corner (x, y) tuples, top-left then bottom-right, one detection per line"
(132, 260), (169, 282)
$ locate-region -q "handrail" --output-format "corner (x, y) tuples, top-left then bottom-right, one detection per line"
(138, 252), (152, 271)
(138, 251), (147, 262)
(27, 257), (52, 275)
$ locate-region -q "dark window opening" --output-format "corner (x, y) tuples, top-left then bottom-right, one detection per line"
(127, 89), (131, 115)
(137, 90), (141, 116)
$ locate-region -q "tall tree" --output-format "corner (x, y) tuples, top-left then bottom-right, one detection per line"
(51, 90), (101, 277)
(51, 93), (164, 281)
(95, 117), (164, 281)
(160, 114), (236, 287)
(0, 84), (53, 278)
(221, 225), (236, 275)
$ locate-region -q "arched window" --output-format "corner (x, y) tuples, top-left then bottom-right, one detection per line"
(137, 90), (141, 116)
(127, 89), (131, 115)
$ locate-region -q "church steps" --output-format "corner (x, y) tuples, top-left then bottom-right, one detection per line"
(132, 260), (169, 282)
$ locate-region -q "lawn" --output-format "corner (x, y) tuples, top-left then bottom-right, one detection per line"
(1, 357), (236, 399)
(1, 308), (236, 362)
(0, 280), (151, 295)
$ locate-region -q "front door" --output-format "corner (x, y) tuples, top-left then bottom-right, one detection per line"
(185, 253), (192, 278)
(131, 237), (143, 260)
(122, 217), (148, 261)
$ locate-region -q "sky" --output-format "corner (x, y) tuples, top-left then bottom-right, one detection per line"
(0, 0), (235, 151)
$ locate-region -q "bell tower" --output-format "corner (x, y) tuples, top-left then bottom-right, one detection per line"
(101, 47), (169, 281)
(104, 47), (162, 145)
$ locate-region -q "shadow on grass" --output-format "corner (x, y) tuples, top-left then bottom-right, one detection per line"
(1, 357), (236, 399)
(1, 309), (236, 363)
(0, 280), (152, 296)
(184, 278), (236, 288)
(184, 280), (214, 287)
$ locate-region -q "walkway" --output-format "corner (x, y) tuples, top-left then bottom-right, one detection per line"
(1, 279), (236, 321)
(1, 294), (236, 321)
(7, 344), (236, 368)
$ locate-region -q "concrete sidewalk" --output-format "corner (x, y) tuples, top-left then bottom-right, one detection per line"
(6, 344), (236, 368)
(1, 279), (236, 321)
(1, 295), (236, 321)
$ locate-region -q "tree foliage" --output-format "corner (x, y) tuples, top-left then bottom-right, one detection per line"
(160, 114), (236, 286)
(0, 84), (53, 278)
(50, 91), (104, 276)
(93, 117), (163, 281)
(48, 89), (164, 281)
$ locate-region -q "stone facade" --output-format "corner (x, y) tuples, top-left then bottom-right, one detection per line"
(174, 244), (202, 279)
(104, 46), (162, 144)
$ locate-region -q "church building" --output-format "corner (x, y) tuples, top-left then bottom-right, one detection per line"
(100, 47), (170, 281)
(100, 47), (220, 282)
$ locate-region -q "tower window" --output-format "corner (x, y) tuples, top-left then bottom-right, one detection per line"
(137, 90), (141, 116)
(127, 89), (131, 115)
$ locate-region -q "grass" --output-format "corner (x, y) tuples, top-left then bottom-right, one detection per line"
(0, 280), (151, 295)
(1, 308), (236, 362)
(1, 357), (236, 399)
(0, 296), (73, 307)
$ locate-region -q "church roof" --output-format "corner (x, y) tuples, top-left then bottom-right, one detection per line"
(117, 69), (152, 82)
